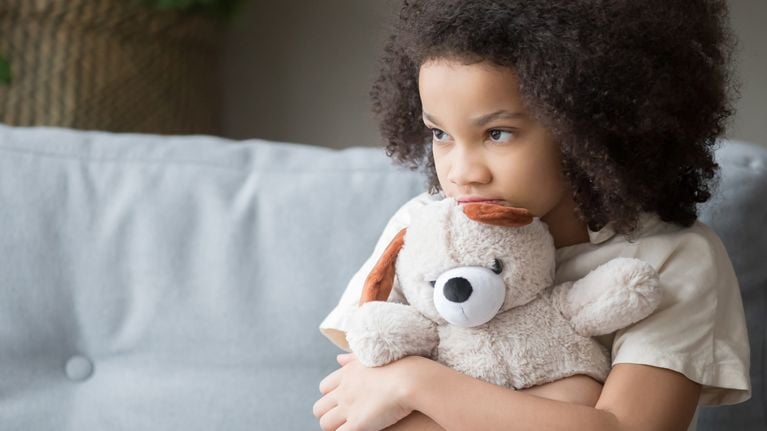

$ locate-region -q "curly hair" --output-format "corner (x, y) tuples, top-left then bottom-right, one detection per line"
(370, 0), (736, 235)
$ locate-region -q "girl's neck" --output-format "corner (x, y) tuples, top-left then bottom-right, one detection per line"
(541, 194), (590, 249)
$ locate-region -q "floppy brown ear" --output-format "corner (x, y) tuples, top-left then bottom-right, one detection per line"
(360, 228), (407, 305)
(462, 202), (533, 227)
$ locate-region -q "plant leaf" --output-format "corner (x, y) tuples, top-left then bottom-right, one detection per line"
(0, 55), (11, 85)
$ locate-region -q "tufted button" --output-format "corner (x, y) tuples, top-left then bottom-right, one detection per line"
(65, 355), (94, 381)
(749, 158), (764, 171)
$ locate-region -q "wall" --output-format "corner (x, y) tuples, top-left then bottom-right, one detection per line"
(219, 0), (397, 148)
(728, 0), (767, 146)
(219, 0), (767, 148)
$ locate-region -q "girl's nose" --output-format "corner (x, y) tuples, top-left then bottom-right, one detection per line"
(447, 146), (492, 187)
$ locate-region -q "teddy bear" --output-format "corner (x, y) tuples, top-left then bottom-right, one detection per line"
(345, 198), (662, 389)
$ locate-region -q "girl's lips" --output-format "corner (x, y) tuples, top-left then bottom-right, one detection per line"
(456, 197), (506, 204)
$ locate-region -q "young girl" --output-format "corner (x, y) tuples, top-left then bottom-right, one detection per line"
(314, 1), (751, 430)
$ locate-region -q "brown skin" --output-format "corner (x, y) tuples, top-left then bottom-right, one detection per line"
(383, 374), (603, 431)
(314, 355), (603, 431)
(421, 59), (590, 248)
(316, 355), (700, 431)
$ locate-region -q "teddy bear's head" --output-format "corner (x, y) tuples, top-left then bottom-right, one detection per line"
(361, 198), (556, 328)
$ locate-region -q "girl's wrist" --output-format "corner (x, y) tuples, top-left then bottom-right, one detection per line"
(393, 355), (436, 411)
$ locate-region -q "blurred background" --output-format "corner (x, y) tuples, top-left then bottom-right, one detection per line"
(1, 0), (764, 149)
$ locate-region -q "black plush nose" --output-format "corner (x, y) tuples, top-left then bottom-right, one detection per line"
(443, 277), (473, 303)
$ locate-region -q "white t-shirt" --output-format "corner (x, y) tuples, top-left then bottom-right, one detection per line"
(319, 192), (751, 408)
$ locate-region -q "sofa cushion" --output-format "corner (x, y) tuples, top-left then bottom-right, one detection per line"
(0, 124), (425, 430)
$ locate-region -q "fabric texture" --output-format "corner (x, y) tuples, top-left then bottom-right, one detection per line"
(0, 124), (424, 430)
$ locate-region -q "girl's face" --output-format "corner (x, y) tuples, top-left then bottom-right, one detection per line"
(418, 59), (570, 221)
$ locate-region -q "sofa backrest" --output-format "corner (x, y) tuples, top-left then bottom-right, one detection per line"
(697, 140), (767, 430)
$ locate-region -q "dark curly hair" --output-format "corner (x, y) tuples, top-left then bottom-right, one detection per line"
(370, 0), (736, 235)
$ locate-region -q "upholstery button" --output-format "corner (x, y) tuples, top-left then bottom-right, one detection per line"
(65, 355), (94, 381)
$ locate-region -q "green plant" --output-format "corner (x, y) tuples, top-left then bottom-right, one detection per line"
(135, 0), (246, 18)
(0, 54), (10, 85)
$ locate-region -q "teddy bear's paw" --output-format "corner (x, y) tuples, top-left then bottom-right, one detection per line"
(603, 257), (662, 313)
(346, 301), (438, 367)
(556, 257), (662, 336)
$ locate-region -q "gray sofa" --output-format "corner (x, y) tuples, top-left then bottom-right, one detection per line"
(0, 124), (764, 430)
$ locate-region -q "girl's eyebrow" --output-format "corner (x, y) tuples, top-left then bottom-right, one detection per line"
(471, 110), (527, 126)
(422, 110), (527, 126)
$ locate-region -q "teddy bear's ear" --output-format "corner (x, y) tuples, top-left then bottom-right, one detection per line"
(462, 202), (533, 227)
(360, 228), (407, 305)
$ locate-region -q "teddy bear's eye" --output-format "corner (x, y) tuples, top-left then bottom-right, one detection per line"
(491, 259), (503, 274)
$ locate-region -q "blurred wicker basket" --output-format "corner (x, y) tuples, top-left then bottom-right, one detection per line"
(0, 0), (221, 135)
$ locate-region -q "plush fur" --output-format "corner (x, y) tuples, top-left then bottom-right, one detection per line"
(346, 198), (662, 389)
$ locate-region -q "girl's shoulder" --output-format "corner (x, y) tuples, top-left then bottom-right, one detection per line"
(623, 213), (731, 275)
(559, 212), (732, 276)
(561, 213), (750, 406)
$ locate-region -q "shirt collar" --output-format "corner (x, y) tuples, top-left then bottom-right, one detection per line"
(587, 223), (617, 244)
(586, 212), (660, 245)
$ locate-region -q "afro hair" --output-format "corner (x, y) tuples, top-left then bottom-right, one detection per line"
(370, 0), (737, 234)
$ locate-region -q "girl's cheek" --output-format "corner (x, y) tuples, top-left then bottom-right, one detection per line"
(432, 154), (448, 182)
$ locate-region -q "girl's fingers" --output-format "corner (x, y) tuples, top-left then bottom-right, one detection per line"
(318, 405), (347, 431)
(312, 393), (337, 419)
(337, 353), (357, 366)
(319, 367), (343, 395)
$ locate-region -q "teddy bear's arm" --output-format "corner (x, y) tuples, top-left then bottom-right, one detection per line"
(346, 301), (439, 367)
(550, 257), (662, 337)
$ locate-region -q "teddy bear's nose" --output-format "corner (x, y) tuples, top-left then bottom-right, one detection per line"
(444, 277), (473, 303)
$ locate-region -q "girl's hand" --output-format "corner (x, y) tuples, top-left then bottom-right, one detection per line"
(313, 353), (416, 431)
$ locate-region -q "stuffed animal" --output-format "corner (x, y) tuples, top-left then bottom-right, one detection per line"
(346, 198), (662, 389)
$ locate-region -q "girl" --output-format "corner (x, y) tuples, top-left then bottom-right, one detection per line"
(315, 1), (751, 430)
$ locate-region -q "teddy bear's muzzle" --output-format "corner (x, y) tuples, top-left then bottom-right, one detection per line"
(433, 266), (506, 328)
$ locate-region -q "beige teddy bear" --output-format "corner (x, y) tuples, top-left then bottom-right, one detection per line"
(346, 198), (662, 389)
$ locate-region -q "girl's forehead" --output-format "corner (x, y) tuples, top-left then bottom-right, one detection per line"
(419, 59), (519, 84)
(418, 60), (527, 119)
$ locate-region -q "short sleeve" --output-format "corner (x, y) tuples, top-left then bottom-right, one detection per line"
(609, 222), (751, 406)
(318, 192), (436, 351)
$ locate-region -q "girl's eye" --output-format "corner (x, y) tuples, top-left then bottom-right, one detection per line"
(430, 128), (451, 142)
(488, 129), (514, 143)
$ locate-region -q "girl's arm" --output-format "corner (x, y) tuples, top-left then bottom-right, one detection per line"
(393, 356), (701, 431)
(385, 374), (604, 431)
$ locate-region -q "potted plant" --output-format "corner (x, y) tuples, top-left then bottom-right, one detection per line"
(0, 0), (247, 134)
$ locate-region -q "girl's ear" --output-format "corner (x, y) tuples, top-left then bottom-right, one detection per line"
(360, 228), (407, 304)
(462, 202), (533, 227)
